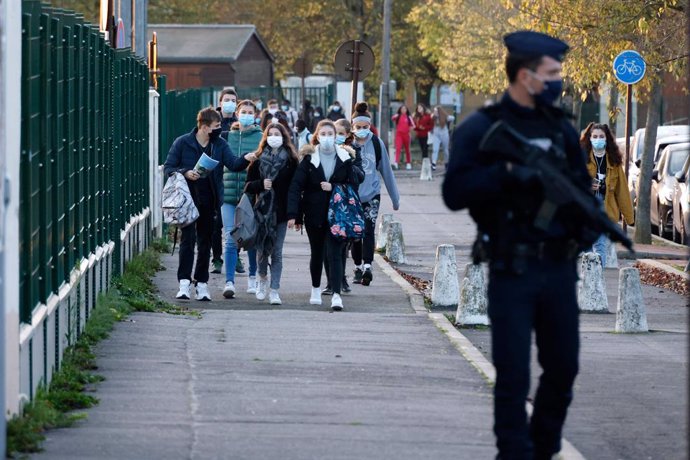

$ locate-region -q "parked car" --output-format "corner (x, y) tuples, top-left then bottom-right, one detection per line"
(628, 128), (690, 206)
(650, 142), (690, 238)
(671, 154), (690, 244)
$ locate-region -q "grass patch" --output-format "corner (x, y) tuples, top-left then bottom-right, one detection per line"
(6, 240), (196, 457)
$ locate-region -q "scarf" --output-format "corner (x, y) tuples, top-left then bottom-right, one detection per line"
(253, 147), (289, 255)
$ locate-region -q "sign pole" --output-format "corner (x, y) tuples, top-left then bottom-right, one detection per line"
(350, 40), (361, 116)
(623, 84), (633, 233)
(612, 49), (645, 235)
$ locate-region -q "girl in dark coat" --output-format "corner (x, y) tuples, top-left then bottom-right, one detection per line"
(287, 120), (364, 311)
(245, 123), (299, 305)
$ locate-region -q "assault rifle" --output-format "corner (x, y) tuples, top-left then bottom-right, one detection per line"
(479, 120), (634, 252)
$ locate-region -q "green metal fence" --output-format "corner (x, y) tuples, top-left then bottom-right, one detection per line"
(157, 76), (217, 163)
(20, 0), (149, 323)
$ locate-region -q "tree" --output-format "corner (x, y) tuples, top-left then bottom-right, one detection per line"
(409, 0), (688, 243)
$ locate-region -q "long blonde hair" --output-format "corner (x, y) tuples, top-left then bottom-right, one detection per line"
(434, 105), (449, 128)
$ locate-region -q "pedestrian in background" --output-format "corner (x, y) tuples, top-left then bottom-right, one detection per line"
(300, 99), (315, 132)
(350, 102), (400, 286)
(281, 99), (299, 130)
(443, 31), (592, 459)
(431, 105), (453, 170)
(244, 123), (299, 305)
(327, 101), (346, 121)
(220, 100), (263, 298)
(286, 120), (364, 311)
(413, 103), (433, 160)
(392, 105), (416, 170)
(209, 88), (240, 274)
(164, 107), (253, 301)
(218, 88), (238, 132)
(311, 106), (325, 132)
(581, 122), (634, 266)
(295, 119), (313, 150)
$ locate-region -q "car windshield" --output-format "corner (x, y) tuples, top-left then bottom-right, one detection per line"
(667, 149), (690, 175)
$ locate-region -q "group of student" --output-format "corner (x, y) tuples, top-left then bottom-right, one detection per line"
(391, 103), (455, 171)
(163, 89), (399, 312)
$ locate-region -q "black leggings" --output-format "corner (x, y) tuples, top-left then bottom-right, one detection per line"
(306, 224), (347, 294)
(351, 196), (380, 266)
(417, 135), (429, 158)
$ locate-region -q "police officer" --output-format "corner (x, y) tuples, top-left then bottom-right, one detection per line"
(443, 31), (592, 459)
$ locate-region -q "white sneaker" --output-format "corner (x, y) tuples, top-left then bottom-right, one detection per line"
(392, 162), (399, 170)
(195, 282), (211, 301)
(269, 289), (282, 305)
(331, 293), (343, 311)
(405, 163), (412, 170)
(256, 278), (268, 300)
(247, 276), (257, 294)
(176, 279), (192, 300)
(223, 281), (235, 299)
(309, 287), (322, 305)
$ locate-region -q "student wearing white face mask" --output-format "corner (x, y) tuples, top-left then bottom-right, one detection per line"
(217, 88), (238, 132)
(287, 120), (364, 311)
(245, 123), (299, 305)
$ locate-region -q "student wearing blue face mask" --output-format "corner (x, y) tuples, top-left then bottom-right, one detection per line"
(327, 101), (346, 121)
(580, 122), (634, 266)
(210, 88), (240, 275)
(217, 88), (238, 132)
(287, 120), (364, 311)
(220, 100), (263, 299)
(349, 102), (400, 286)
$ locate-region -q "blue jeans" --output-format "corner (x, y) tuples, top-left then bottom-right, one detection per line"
(222, 203), (257, 283)
(592, 234), (608, 267)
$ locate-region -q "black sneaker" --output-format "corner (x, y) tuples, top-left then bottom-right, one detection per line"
(322, 286), (333, 296)
(211, 259), (223, 274)
(353, 268), (363, 284)
(431, 162), (437, 171)
(235, 257), (246, 274)
(342, 278), (351, 293)
(361, 267), (373, 286)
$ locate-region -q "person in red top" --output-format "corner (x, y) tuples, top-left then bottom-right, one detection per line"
(391, 105), (416, 170)
(413, 103), (433, 160)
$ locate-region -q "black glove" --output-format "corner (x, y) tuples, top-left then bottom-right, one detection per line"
(502, 162), (542, 189)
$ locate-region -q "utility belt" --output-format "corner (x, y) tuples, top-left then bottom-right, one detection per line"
(472, 235), (579, 274)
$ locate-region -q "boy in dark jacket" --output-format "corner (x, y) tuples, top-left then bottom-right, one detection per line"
(163, 107), (254, 301)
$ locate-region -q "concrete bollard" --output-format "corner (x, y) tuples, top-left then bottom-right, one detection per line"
(615, 268), (649, 333)
(375, 213), (394, 252)
(605, 241), (619, 268)
(420, 158), (433, 181)
(431, 245), (459, 308)
(385, 221), (406, 264)
(455, 263), (489, 326)
(578, 252), (609, 313)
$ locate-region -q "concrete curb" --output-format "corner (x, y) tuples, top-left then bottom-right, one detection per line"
(637, 258), (689, 277)
(373, 253), (427, 314)
(376, 255), (587, 460)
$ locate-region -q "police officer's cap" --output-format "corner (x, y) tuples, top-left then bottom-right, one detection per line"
(503, 31), (569, 62)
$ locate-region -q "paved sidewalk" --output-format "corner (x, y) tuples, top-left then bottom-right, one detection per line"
(33, 218), (498, 459)
(380, 170), (689, 460)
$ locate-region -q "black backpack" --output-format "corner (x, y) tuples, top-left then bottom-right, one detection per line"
(371, 134), (383, 168)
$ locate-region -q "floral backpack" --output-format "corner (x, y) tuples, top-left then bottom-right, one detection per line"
(328, 184), (365, 241)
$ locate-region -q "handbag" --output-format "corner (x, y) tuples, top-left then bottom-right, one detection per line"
(328, 184), (365, 241)
(230, 193), (258, 249)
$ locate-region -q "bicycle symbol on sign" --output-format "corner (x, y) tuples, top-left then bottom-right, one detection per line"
(616, 59), (643, 76)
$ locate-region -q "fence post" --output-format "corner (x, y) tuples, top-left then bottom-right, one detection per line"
(3, 0), (23, 418)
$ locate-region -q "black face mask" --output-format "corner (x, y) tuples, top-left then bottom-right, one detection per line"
(209, 127), (222, 141)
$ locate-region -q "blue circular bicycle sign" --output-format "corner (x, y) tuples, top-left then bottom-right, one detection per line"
(613, 50), (646, 85)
